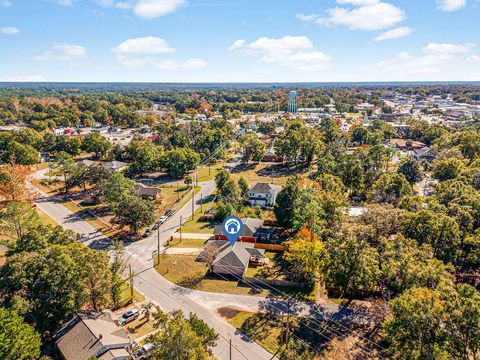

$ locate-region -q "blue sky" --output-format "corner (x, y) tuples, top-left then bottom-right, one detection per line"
(0, 0), (479, 82)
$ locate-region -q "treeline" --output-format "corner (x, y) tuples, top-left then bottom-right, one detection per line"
(271, 117), (480, 359)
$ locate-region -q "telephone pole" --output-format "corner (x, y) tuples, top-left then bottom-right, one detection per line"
(191, 175), (195, 220)
(156, 220), (160, 266)
(179, 215), (182, 243)
(229, 339), (232, 360)
(129, 265), (134, 303)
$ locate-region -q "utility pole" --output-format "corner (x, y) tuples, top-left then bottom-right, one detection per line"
(285, 298), (291, 350)
(179, 215), (182, 243)
(156, 220), (160, 267)
(200, 192), (203, 213)
(129, 265), (134, 304)
(229, 339), (232, 360)
(191, 175), (195, 221)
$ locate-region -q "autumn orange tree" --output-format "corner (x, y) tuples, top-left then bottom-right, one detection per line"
(0, 161), (36, 204)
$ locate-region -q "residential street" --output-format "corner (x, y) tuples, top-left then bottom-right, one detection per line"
(28, 165), (369, 360)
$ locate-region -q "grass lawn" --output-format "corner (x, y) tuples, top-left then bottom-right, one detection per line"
(118, 280), (145, 309)
(195, 162), (225, 182)
(224, 310), (356, 360)
(179, 205), (219, 234)
(166, 238), (208, 248)
(155, 253), (272, 297)
(244, 252), (285, 280)
(156, 185), (192, 215)
(225, 310), (284, 356)
(125, 317), (156, 339)
(230, 162), (308, 187)
(36, 208), (58, 227)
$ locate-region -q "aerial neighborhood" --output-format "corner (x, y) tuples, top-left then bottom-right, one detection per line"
(1, 83), (479, 360)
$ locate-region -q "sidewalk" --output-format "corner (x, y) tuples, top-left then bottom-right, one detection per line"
(172, 232), (213, 240)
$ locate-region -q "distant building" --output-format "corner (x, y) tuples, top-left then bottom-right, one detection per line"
(133, 184), (161, 200)
(54, 311), (132, 360)
(287, 91), (297, 114)
(263, 147), (283, 162)
(248, 182), (281, 207)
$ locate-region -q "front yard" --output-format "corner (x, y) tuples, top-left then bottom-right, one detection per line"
(155, 240), (308, 298)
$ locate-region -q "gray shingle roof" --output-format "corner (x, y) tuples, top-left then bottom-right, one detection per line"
(212, 242), (265, 269)
(249, 182), (281, 195)
(55, 311), (131, 360)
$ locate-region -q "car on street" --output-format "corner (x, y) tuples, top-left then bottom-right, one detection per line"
(134, 343), (154, 360)
(118, 309), (139, 326)
(152, 222), (159, 230)
(142, 229), (152, 238)
(165, 209), (174, 217)
(158, 215), (168, 224)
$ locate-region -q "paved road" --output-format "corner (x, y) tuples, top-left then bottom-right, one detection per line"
(29, 165), (371, 360)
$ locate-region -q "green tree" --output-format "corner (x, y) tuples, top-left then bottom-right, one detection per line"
(0, 202), (40, 240)
(239, 133), (266, 164)
(321, 236), (380, 297)
(103, 173), (134, 205)
(160, 148), (200, 178)
(433, 158), (465, 181)
(274, 176), (301, 228)
(81, 133), (112, 159)
(283, 228), (324, 284)
(0, 307), (41, 360)
(238, 177), (249, 200)
(188, 313), (219, 349)
(367, 173), (413, 206)
(149, 310), (216, 360)
(444, 284), (480, 360)
(397, 157), (423, 185)
(109, 242), (127, 309)
(383, 288), (447, 360)
(114, 195), (154, 233)
(402, 210), (460, 262)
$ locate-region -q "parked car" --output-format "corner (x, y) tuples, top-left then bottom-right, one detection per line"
(152, 223), (159, 230)
(118, 309), (139, 326)
(165, 209), (174, 217)
(158, 215), (168, 224)
(143, 229), (152, 238)
(135, 343), (154, 360)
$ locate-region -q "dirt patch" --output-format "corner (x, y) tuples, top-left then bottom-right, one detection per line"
(216, 306), (243, 320)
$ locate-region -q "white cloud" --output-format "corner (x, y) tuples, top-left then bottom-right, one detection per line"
(0, 75), (45, 82)
(299, 0), (406, 31)
(374, 26), (414, 41)
(228, 35), (332, 71)
(112, 36), (206, 70)
(113, 36), (175, 56)
(436, 0), (466, 12)
(112, 36), (175, 67)
(1, 27), (19, 35)
(34, 43), (87, 62)
(227, 39), (246, 51)
(374, 42), (479, 78)
(422, 42), (474, 54)
(97, 0), (186, 19)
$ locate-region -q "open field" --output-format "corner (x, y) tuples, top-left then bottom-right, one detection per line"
(230, 162), (310, 187)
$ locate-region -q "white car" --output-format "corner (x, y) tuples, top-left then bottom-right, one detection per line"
(158, 215), (168, 224)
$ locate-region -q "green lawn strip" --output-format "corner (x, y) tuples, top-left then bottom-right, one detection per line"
(179, 198), (218, 234)
(118, 280), (145, 308)
(166, 238), (209, 248)
(227, 311), (284, 355)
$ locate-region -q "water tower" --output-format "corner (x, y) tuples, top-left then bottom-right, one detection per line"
(287, 90), (297, 114)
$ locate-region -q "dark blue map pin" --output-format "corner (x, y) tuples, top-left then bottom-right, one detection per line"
(222, 216), (243, 246)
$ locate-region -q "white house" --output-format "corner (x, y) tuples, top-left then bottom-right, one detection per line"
(248, 182), (281, 207)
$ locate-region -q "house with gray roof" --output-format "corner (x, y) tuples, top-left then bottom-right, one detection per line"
(211, 241), (265, 277)
(214, 217), (273, 243)
(248, 182), (281, 207)
(54, 311), (132, 360)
